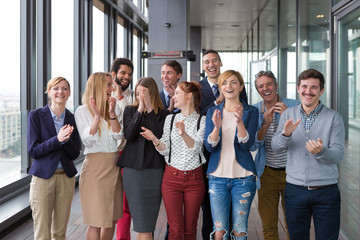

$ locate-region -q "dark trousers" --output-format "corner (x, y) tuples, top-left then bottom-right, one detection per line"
(284, 182), (340, 240)
(201, 150), (213, 240)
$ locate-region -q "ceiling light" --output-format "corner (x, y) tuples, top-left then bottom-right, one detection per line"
(316, 14), (324, 18)
(214, 24), (222, 28)
(215, 3), (224, 7)
(231, 24), (240, 27)
(214, 38), (221, 41)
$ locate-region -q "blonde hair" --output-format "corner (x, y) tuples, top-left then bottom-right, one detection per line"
(218, 70), (244, 89)
(45, 77), (70, 104)
(132, 77), (164, 114)
(82, 72), (112, 136)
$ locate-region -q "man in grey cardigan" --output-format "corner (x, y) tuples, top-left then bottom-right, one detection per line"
(272, 69), (345, 240)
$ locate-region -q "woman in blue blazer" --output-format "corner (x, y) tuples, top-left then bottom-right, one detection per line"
(27, 77), (81, 240)
(204, 70), (258, 240)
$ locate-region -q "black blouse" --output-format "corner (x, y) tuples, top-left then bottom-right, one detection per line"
(118, 106), (169, 170)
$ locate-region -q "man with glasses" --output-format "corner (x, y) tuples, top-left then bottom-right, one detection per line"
(272, 69), (344, 240)
(252, 70), (299, 240)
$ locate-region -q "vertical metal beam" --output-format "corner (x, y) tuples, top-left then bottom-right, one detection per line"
(74, 0), (93, 107)
(104, 4), (115, 72)
(20, 0), (36, 172)
(37, 0), (51, 108)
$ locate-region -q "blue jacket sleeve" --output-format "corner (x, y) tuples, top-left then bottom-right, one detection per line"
(27, 110), (62, 159)
(236, 107), (259, 150)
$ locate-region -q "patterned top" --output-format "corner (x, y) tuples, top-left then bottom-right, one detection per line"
(158, 111), (206, 171)
(300, 101), (324, 132)
(264, 113), (287, 168)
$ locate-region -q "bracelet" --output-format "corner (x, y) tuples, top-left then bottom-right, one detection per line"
(110, 117), (117, 120)
(154, 141), (161, 147)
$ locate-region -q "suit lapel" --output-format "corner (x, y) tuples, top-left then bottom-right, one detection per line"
(41, 106), (57, 136)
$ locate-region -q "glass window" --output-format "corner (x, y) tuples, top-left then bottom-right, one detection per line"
(298, 0), (330, 105)
(116, 16), (124, 58)
(336, 7), (360, 239)
(241, 38), (250, 95)
(0, 0), (21, 185)
(253, 20), (258, 61)
(132, 29), (139, 87)
(144, 39), (148, 76)
(51, 0), (74, 112)
(259, 0), (278, 58)
(92, 1), (105, 72)
(279, 0), (296, 99)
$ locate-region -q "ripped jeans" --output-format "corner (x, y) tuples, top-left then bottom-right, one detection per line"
(208, 175), (256, 240)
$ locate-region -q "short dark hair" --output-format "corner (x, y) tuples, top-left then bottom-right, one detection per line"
(203, 49), (222, 62)
(297, 68), (325, 90)
(254, 71), (277, 90)
(161, 60), (183, 75)
(111, 58), (134, 74)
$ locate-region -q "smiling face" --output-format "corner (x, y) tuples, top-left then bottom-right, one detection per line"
(49, 80), (70, 105)
(297, 78), (324, 113)
(173, 86), (190, 109)
(105, 75), (114, 100)
(202, 53), (222, 82)
(256, 75), (278, 103)
(113, 64), (133, 90)
(221, 74), (244, 101)
(161, 64), (181, 88)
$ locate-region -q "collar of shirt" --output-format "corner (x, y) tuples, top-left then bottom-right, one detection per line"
(207, 78), (216, 89)
(163, 89), (170, 99)
(48, 105), (65, 134)
(300, 101), (324, 132)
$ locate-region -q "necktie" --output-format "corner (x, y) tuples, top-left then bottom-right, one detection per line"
(212, 84), (220, 99)
(166, 95), (171, 108)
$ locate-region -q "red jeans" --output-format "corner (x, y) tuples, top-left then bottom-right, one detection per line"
(116, 156), (131, 240)
(162, 165), (205, 240)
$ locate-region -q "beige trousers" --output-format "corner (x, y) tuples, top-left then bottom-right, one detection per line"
(29, 171), (75, 240)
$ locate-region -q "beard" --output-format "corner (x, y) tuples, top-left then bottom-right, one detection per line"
(115, 77), (130, 91)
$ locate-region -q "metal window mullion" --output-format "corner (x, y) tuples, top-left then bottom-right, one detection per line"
(37, 0), (51, 108)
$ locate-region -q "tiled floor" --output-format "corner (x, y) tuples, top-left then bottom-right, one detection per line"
(3, 185), (303, 240)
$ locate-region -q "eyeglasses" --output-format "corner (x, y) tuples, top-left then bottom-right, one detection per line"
(255, 71), (275, 79)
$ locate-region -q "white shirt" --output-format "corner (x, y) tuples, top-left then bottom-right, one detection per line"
(75, 105), (123, 155)
(113, 93), (132, 150)
(122, 88), (134, 104)
(159, 112), (206, 171)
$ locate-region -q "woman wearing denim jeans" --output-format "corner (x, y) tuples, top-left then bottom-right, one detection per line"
(204, 70), (259, 240)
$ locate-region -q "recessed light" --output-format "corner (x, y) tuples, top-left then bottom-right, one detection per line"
(316, 14), (324, 18)
(215, 3), (224, 7)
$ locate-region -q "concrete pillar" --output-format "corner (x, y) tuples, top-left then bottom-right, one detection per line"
(148, 0), (189, 87)
(190, 26), (202, 82)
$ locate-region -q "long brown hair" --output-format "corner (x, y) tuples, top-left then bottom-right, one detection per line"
(82, 72), (112, 136)
(132, 77), (164, 114)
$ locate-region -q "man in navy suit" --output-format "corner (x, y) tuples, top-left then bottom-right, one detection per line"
(160, 60), (182, 113)
(199, 50), (248, 240)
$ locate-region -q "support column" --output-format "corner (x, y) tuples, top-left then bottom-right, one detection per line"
(148, 0), (189, 86)
(190, 26), (201, 82)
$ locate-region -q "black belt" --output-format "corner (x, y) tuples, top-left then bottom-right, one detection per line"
(265, 165), (286, 171)
(302, 184), (334, 190)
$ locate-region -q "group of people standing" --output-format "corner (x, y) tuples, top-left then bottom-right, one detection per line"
(27, 49), (344, 240)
